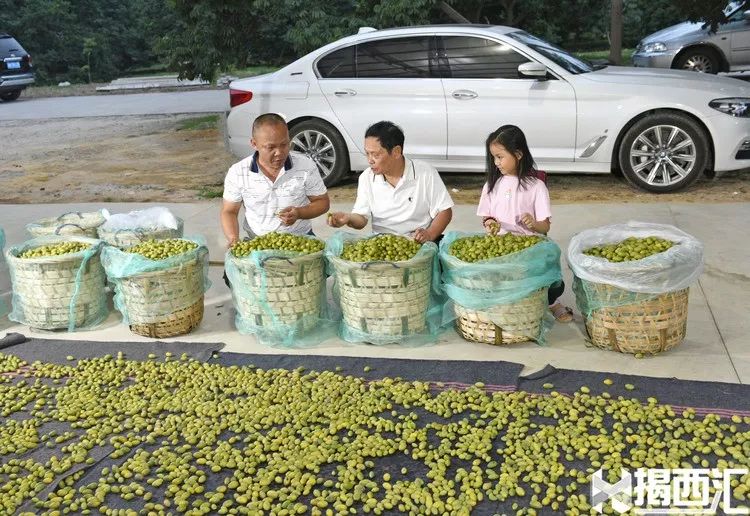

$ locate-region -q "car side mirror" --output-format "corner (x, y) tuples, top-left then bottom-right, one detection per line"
(518, 62), (548, 80)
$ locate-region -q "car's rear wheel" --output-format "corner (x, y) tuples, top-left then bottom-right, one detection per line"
(618, 113), (709, 193)
(289, 119), (350, 187)
(0, 90), (22, 101)
(674, 48), (720, 74)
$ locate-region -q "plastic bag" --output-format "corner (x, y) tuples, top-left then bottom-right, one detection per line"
(567, 221), (704, 319)
(101, 235), (210, 326)
(567, 221), (704, 293)
(226, 234), (336, 347)
(26, 210), (107, 238)
(439, 231), (562, 345)
(6, 236), (108, 331)
(99, 206), (179, 232)
(325, 231), (443, 346)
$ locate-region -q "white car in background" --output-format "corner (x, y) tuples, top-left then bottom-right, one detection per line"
(226, 25), (750, 193)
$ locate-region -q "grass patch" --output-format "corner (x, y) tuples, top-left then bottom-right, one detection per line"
(575, 48), (635, 65)
(177, 115), (219, 132)
(197, 186), (223, 199)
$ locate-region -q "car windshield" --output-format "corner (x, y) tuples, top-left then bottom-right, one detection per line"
(725, 1), (746, 16)
(507, 31), (594, 74)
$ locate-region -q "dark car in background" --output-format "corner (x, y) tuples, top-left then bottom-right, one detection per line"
(0, 33), (34, 101)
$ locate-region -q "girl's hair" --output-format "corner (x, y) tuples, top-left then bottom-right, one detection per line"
(485, 125), (537, 192)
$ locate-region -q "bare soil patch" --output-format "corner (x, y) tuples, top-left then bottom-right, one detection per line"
(1, 115), (749, 205)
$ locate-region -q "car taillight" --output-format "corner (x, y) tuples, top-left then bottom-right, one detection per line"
(230, 88), (252, 108)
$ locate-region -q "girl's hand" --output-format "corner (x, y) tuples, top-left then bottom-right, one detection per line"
(483, 218), (500, 235)
(520, 213), (536, 230)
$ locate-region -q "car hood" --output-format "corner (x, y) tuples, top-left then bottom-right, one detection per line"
(581, 66), (750, 95)
(641, 21), (707, 44)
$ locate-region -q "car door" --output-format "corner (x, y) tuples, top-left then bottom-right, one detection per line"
(722, 10), (750, 68)
(439, 35), (577, 169)
(316, 36), (447, 160)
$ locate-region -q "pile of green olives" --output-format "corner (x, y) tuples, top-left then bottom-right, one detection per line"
(340, 234), (421, 262)
(584, 236), (674, 262)
(449, 233), (543, 263)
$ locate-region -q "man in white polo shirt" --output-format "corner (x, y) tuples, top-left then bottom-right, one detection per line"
(220, 113), (330, 247)
(327, 121), (453, 243)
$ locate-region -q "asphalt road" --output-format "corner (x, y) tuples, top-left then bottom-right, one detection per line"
(0, 89), (228, 120)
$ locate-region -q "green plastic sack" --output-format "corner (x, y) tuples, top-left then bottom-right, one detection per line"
(6, 236), (108, 331)
(101, 236), (210, 326)
(226, 234), (336, 347)
(325, 231), (444, 346)
(439, 231), (562, 344)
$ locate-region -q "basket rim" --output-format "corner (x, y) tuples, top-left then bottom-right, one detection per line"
(7, 236), (102, 263)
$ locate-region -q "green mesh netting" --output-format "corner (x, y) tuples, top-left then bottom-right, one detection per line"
(0, 228), (7, 319)
(567, 222), (704, 319)
(101, 236), (210, 326)
(6, 236), (108, 331)
(439, 231), (563, 345)
(325, 232), (444, 346)
(225, 234), (337, 347)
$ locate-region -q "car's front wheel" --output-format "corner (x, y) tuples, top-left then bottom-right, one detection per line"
(289, 119), (350, 187)
(0, 90), (22, 102)
(618, 113), (709, 193)
(673, 48), (720, 74)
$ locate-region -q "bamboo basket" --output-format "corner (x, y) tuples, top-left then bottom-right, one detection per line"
(26, 211), (106, 239)
(117, 247), (206, 338)
(577, 278), (689, 354)
(97, 217), (184, 248)
(6, 237), (107, 330)
(229, 251), (325, 333)
(454, 288), (548, 345)
(329, 252), (433, 341)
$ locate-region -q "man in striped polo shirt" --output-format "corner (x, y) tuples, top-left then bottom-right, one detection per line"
(220, 113), (330, 247)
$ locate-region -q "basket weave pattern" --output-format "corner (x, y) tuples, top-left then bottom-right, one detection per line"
(118, 253), (205, 338)
(9, 251), (107, 330)
(98, 218), (184, 248)
(454, 288), (547, 345)
(231, 252), (325, 332)
(330, 254), (432, 339)
(579, 279), (689, 354)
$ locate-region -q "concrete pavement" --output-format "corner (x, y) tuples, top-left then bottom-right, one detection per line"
(1, 201), (748, 384)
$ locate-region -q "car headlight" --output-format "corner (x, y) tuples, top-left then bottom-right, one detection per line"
(641, 42), (667, 53)
(709, 98), (750, 117)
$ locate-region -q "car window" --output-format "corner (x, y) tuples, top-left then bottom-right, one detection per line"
(0, 37), (22, 54)
(317, 46), (355, 78)
(439, 36), (530, 79)
(355, 37), (433, 78)
(507, 31), (593, 74)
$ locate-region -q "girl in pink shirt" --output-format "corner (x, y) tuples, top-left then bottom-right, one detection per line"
(477, 125), (573, 323)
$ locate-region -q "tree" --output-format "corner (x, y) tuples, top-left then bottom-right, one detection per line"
(609, 0), (623, 64)
(671, 0), (734, 31)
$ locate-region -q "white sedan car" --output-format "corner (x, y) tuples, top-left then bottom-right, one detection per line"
(226, 25), (750, 193)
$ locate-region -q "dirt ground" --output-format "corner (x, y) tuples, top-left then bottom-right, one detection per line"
(2, 115), (749, 205)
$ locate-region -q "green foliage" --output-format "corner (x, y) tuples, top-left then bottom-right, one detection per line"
(671, 0), (733, 31)
(0, 0), (177, 84)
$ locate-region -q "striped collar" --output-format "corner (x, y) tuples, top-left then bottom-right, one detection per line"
(249, 151), (293, 173)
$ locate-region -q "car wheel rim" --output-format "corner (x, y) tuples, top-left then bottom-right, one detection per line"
(291, 129), (336, 178)
(682, 55), (713, 73)
(629, 125), (696, 187)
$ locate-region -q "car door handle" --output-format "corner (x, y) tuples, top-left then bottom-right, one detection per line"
(452, 90), (478, 99)
(334, 89), (356, 97)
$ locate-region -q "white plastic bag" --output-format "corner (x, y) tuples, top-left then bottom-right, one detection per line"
(100, 207), (179, 232)
(567, 221), (703, 294)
